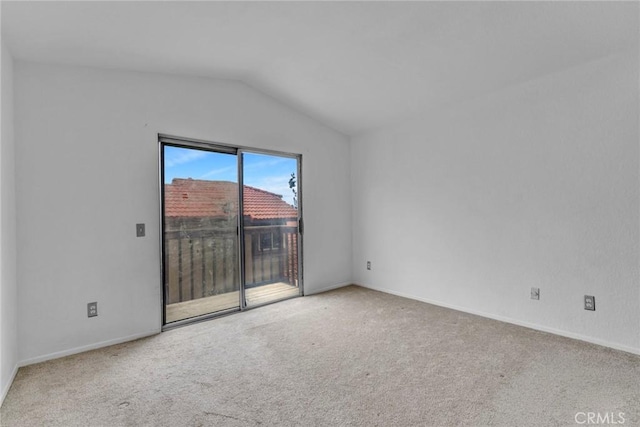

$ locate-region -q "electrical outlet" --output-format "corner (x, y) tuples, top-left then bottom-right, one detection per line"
(136, 223), (145, 237)
(531, 287), (540, 300)
(366, 261), (371, 270)
(584, 295), (595, 311)
(88, 302), (98, 317)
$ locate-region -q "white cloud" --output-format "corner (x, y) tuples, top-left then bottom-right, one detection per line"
(164, 150), (207, 168)
(199, 165), (236, 179)
(244, 156), (288, 170)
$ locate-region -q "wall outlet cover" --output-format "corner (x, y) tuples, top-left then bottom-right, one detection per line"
(88, 302), (98, 317)
(584, 295), (595, 311)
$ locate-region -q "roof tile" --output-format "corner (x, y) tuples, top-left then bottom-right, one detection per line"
(165, 178), (298, 221)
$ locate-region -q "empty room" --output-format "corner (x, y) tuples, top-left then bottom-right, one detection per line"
(1, 1), (639, 426)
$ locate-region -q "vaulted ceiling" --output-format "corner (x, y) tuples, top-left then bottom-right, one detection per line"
(2, 1), (637, 136)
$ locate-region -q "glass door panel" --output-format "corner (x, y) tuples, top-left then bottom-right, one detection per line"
(241, 152), (301, 307)
(162, 145), (240, 323)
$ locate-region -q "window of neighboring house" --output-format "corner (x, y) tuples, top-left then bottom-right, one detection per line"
(259, 232), (281, 251)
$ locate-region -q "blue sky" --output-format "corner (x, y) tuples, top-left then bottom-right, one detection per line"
(164, 146), (298, 206)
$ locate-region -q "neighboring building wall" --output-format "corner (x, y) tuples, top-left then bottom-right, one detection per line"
(351, 50), (640, 353)
(1, 40), (18, 405)
(14, 62), (351, 364)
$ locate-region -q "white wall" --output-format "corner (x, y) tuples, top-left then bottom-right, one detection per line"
(351, 50), (640, 353)
(14, 62), (351, 364)
(1, 41), (18, 403)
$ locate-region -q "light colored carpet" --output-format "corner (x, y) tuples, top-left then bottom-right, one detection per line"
(1, 285), (639, 426)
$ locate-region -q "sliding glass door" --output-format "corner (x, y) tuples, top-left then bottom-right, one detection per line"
(160, 137), (302, 326)
(162, 145), (240, 323)
(241, 151), (301, 307)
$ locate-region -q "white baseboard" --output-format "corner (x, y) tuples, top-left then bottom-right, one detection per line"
(305, 281), (352, 296)
(0, 363), (19, 408)
(355, 282), (640, 356)
(15, 284), (347, 367)
(18, 329), (161, 367)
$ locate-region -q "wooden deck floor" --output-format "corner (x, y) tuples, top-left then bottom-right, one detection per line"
(165, 282), (299, 323)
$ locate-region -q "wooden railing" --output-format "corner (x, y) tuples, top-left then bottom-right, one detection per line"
(244, 226), (298, 289)
(164, 226), (298, 304)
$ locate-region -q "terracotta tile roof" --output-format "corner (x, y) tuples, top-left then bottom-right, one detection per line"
(165, 178), (298, 221)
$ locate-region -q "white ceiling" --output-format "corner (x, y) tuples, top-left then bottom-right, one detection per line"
(2, 1), (638, 136)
